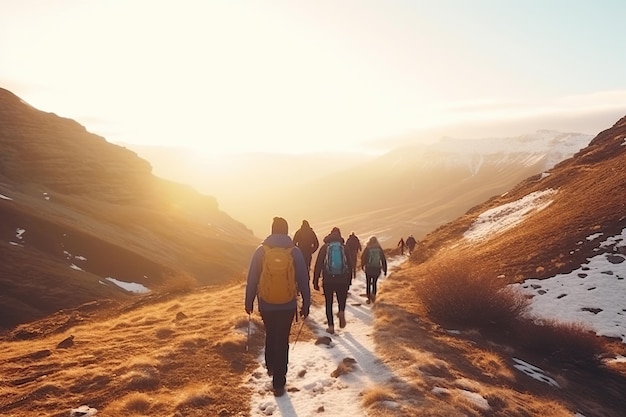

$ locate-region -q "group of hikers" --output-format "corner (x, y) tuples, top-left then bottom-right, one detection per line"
(245, 217), (406, 397)
(397, 234), (418, 255)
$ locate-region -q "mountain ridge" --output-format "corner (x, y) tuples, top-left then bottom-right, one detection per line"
(126, 129), (593, 243)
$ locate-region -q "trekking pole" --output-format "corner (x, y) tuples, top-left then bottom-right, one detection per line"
(292, 317), (305, 351)
(246, 313), (251, 352)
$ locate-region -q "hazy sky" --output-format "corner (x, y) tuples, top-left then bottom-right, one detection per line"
(1, 0), (625, 154)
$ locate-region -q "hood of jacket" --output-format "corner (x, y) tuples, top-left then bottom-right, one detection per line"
(323, 233), (344, 244)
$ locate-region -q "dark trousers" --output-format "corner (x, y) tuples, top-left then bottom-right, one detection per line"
(347, 251), (358, 281)
(260, 309), (296, 389)
(301, 251), (313, 275)
(365, 267), (382, 299)
(323, 281), (348, 327)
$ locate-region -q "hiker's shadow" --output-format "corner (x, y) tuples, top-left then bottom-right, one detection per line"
(275, 393), (298, 416)
(338, 331), (396, 381)
(345, 303), (373, 326)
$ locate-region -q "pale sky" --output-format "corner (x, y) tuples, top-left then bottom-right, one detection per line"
(1, 0), (625, 154)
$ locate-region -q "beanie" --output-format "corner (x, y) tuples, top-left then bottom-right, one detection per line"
(271, 217), (289, 235)
(331, 227), (341, 235)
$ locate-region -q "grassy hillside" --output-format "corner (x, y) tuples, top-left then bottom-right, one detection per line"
(0, 88), (259, 328)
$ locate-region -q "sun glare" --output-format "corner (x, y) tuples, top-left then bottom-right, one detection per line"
(3, 1), (626, 155)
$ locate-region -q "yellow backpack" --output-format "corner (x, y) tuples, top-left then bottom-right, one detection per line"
(258, 245), (297, 304)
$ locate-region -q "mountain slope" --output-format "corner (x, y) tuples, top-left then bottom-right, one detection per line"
(412, 117), (626, 282)
(0, 88), (258, 329)
(371, 115), (626, 415)
(129, 130), (593, 245)
(277, 130), (593, 243)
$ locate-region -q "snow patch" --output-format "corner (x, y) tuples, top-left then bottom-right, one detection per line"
(512, 358), (559, 387)
(511, 228), (626, 342)
(457, 389), (490, 410)
(70, 405), (98, 416)
(104, 277), (150, 294)
(587, 233), (603, 241)
(464, 189), (557, 241)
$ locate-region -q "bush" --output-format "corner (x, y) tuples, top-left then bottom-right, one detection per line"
(515, 318), (605, 367)
(417, 262), (529, 331)
(154, 272), (198, 294)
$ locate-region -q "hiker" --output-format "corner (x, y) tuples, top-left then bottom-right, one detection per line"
(397, 237), (405, 255)
(361, 236), (387, 304)
(406, 235), (417, 254)
(245, 216), (311, 397)
(345, 232), (362, 283)
(313, 227), (352, 334)
(292, 219), (319, 275)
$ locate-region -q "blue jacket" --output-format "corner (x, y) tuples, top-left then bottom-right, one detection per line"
(245, 233), (311, 313)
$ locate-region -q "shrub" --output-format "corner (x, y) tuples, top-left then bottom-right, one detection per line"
(515, 318), (605, 367)
(417, 262), (529, 331)
(175, 386), (217, 409)
(121, 392), (152, 413)
(362, 386), (397, 407)
(154, 272), (198, 294)
(120, 365), (160, 391)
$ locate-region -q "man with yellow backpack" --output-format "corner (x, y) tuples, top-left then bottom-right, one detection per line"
(245, 217), (311, 397)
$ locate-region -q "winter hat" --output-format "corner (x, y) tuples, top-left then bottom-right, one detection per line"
(272, 217), (289, 235)
(331, 227), (341, 235)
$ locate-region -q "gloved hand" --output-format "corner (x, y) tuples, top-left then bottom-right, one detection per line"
(300, 306), (309, 318)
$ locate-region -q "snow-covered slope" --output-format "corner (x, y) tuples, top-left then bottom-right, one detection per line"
(383, 130), (593, 175)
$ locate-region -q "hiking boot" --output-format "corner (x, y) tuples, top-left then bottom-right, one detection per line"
(272, 386), (285, 397)
(326, 326), (335, 334)
(366, 297), (371, 304)
(371, 294), (376, 303)
(338, 311), (346, 328)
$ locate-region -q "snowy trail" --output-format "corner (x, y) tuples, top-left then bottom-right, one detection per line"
(247, 255), (408, 416)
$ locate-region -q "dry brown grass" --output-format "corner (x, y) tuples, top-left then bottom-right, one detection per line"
(410, 259), (606, 368)
(372, 255), (626, 417)
(515, 319), (606, 367)
(0, 283), (264, 416)
(417, 261), (530, 331)
(362, 386), (398, 407)
(0, 277), (325, 417)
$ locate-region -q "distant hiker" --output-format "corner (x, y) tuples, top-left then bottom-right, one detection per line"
(361, 236), (387, 304)
(313, 227), (352, 334)
(397, 237), (405, 255)
(345, 232), (362, 283)
(245, 216), (311, 397)
(292, 219), (319, 275)
(406, 235), (417, 255)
